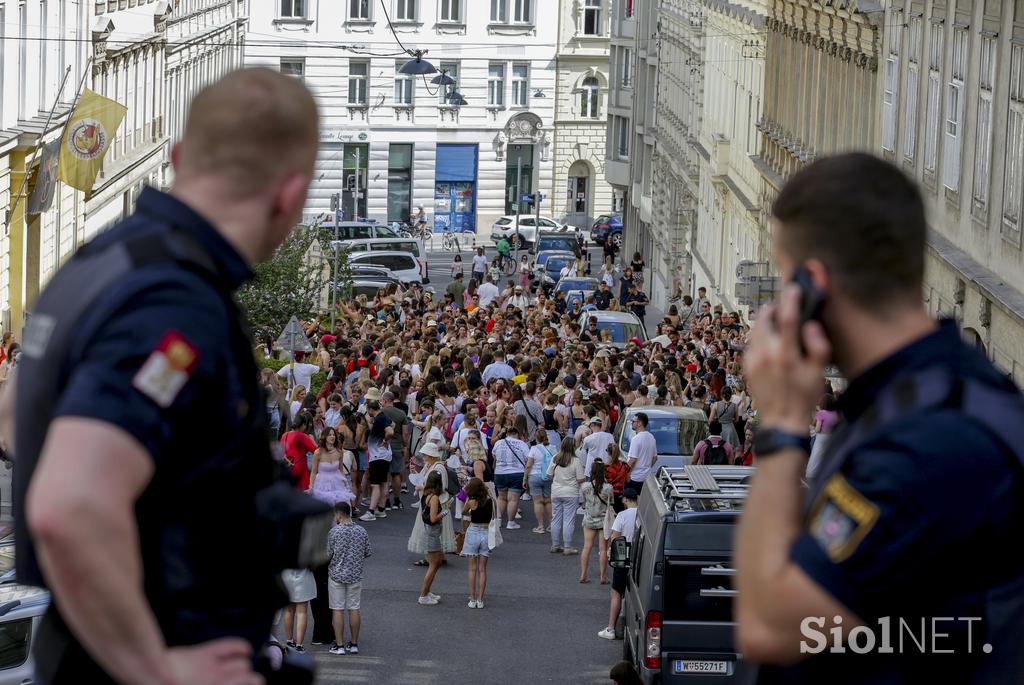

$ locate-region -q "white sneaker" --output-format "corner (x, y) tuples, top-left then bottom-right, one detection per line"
(358, 511), (376, 522)
(328, 643), (346, 655)
(506, 521), (521, 530)
(475, 600), (485, 609)
(411, 501), (420, 508)
(376, 510), (387, 519)
(598, 627), (616, 640)
(520, 492), (532, 501)
(515, 511), (523, 519)
(418, 595), (439, 605)
(428, 592), (441, 601)
(467, 599), (478, 609)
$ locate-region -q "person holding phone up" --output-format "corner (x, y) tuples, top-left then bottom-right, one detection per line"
(735, 153), (1024, 684)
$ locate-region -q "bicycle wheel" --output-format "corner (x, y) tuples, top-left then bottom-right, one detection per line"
(502, 256), (515, 275)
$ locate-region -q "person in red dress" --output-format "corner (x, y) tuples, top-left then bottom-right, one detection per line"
(280, 412), (317, 491)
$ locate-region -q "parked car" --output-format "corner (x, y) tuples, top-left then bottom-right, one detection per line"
(615, 406), (709, 471)
(490, 216), (581, 249)
(534, 230), (583, 256)
(320, 219), (403, 241)
(347, 250), (422, 285)
(343, 276), (406, 301)
(611, 465), (756, 684)
(554, 277), (599, 308)
(591, 214), (623, 248)
(576, 310), (648, 349)
(341, 238), (428, 282)
(0, 531), (50, 685)
(533, 250), (578, 291)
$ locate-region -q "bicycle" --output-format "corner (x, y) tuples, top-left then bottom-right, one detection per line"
(496, 252), (516, 275)
(441, 229), (462, 252)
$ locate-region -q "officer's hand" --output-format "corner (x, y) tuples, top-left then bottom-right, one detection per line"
(167, 638), (264, 685)
(745, 285), (830, 434)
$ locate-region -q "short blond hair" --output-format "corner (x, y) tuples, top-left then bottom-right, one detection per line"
(178, 68), (319, 197)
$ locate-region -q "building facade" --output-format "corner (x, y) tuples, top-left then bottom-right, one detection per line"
(605, 0), (636, 217)
(553, 0), (613, 229)
(617, 0), (705, 310)
(880, 0), (1024, 383)
(245, 0), (558, 233)
(0, 0), (245, 336)
(693, 0), (768, 311)
(755, 0), (883, 226)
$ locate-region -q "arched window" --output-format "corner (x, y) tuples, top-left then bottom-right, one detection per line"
(580, 77), (599, 118)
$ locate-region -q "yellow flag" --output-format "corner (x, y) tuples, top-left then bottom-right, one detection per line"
(57, 89), (127, 193)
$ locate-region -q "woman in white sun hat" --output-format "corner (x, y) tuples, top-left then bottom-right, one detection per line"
(408, 442), (458, 567)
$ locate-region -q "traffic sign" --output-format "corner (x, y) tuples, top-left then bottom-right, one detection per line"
(521, 193), (534, 203)
(734, 277), (780, 306)
(274, 315), (314, 352)
(736, 260), (771, 281)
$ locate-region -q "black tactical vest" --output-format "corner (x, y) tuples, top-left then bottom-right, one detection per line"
(12, 225), (287, 660)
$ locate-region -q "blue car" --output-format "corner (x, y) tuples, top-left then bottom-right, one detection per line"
(555, 277), (600, 308)
(590, 214), (623, 248)
(533, 250), (578, 291)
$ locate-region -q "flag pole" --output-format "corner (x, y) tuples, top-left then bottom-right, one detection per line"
(3, 65), (74, 234)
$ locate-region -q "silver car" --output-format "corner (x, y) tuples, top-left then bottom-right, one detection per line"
(0, 533), (49, 685)
(615, 406), (710, 470)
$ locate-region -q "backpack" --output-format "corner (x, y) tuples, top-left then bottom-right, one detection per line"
(702, 439), (728, 466)
(442, 403), (458, 441)
(538, 445), (555, 481)
(445, 466), (462, 498)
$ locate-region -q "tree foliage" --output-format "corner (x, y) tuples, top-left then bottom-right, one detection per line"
(237, 227), (349, 343)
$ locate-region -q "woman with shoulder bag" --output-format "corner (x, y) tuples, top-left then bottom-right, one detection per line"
(546, 437), (584, 555)
(524, 428), (554, 534)
(579, 460), (615, 584)
(417, 471), (449, 605)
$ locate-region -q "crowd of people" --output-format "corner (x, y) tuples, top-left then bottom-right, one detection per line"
(250, 243), (788, 658)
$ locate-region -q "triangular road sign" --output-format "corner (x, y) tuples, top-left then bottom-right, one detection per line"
(274, 315), (314, 352)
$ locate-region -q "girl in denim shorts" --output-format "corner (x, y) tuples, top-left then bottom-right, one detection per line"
(460, 478), (494, 609)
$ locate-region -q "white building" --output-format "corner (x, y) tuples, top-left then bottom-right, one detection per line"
(245, 0), (558, 234)
(0, 0), (246, 336)
(553, 0), (612, 229)
(879, 0), (1024, 383)
(693, 0), (768, 311)
(605, 0), (635, 218)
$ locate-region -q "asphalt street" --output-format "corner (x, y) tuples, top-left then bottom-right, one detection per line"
(289, 495), (623, 684)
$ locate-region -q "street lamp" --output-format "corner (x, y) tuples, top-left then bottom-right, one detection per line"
(447, 91), (468, 106)
(431, 72), (456, 86)
(328, 240), (344, 332)
(399, 49), (437, 75)
(533, 89), (547, 98)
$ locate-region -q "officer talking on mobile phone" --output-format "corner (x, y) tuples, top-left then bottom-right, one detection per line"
(736, 153), (1024, 684)
(0, 69), (331, 685)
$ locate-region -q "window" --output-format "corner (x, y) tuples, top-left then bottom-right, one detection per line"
(621, 47), (632, 88)
(349, 0), (370, 20)
(580, 77), (599, 118)
(1003, 45), (1024, 244)
(395, 0), (416, 21)
(348, 60), (368, 105)
(616, 116), (630, 159)
(584, 0), (601, 35)
(488, 63), (505, 107)
(280, 0), (305, 17)
(973, 37), (997, 212)
(943, 28), (967, 192)
(511, 63), (529, 107)
(923, 24), (943, 174)
(904, 16), (922, 161)
(439, 61), (459, 104)
(394, 61), (414, 105)
(491, 0), (531, 23)
(881, 11), (901, 152)
(280, 58), (304, 80)
(439, 0), (461, 22)
(624, 0), (633, 19)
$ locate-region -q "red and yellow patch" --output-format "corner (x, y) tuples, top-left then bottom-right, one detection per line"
(131, 331), (200, 407)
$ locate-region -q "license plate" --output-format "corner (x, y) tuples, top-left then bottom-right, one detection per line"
(674, 660), (729, 674)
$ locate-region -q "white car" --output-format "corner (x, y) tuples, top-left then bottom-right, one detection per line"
(489, 215), (581, 249)
(347, 251), (423, 285)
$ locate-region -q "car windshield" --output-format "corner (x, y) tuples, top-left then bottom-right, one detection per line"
(536, 237), (576, 252)
(495, 217), (512, 225)
(546, 257), (575, 272)
(620, 416), (709, 456)
(557, 279), (598, 292)
(536, 252), (572, 266)
(591, 320), (645, 342)
(375, 225), (398, 238)
(594, 215), (610, 225)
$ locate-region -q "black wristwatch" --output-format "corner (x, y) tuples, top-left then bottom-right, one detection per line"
(753, 427), (812, 458)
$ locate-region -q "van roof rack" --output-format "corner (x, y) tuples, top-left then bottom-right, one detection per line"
(656, 465), (754, 513)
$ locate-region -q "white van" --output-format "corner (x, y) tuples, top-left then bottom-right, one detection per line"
(342, 239), (427, 282)
(347, 251), (422, 285)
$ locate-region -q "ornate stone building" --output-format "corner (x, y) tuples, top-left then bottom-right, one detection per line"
(879, 0), (1024, 383)
(754, 0), (883, 232)
(552, 0), (613, 229)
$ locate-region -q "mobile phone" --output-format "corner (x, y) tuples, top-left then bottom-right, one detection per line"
(789, 265), (825, 354)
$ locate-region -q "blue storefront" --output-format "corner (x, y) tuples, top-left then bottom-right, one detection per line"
(434, 144), (478, 233)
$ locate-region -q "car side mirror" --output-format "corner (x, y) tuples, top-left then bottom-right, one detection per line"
(609, 536), (630, 569)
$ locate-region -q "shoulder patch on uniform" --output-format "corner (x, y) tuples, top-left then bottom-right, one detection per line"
(808, 473), (880, 563)
(132, 331), (200, 408)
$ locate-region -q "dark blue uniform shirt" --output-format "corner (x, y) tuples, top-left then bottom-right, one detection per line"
(768, 320), (1024, 683)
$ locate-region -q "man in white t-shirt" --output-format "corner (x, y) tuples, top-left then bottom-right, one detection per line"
(477, 275), (500, 307)
(598, 486), (640, 640)
(277, 353), (321, 394)
(580, 417), (616, 476)
(625, 412), (657, 493)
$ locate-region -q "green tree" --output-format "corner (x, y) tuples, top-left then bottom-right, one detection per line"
(236, 226), (350, 342)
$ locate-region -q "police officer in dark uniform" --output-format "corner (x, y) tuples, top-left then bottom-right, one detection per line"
(736, 153), (1024, 684)
(4, 69), (326, 685)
